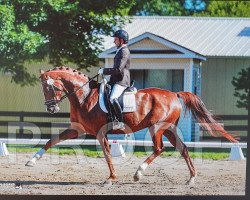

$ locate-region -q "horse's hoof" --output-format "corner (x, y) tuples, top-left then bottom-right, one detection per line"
(134, 172), (143, 182)
(134, 175), (140, 182)
(102, 179), (112, 187)
(186, 177), (195, 185)
(25, 160), (36, 167)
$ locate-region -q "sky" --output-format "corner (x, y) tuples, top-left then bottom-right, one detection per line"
(184, 0), (206, 12)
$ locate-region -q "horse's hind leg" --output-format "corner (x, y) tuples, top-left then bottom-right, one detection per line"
(25, 128), (79, 167)
(134, 127), (165, 182)
(163, 126), (197, 185)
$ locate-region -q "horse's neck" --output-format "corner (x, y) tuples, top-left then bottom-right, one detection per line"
(81, 87), (99, 111)
(66, 79), (99, 110)
(59, 77), (91, 105)
(68, 86), (100, 132)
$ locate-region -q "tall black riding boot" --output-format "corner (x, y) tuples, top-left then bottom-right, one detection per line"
(112, 98), (125, 130)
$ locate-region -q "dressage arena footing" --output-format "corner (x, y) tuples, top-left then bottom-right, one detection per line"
(0, 153), (246, 195)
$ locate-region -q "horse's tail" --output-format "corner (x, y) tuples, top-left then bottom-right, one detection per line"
(176, 91), (238, 143)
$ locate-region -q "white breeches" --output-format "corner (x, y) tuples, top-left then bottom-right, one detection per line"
(110, 84), (127, 104)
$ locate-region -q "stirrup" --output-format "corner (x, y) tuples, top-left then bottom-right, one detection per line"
(112, 120), (125, 130)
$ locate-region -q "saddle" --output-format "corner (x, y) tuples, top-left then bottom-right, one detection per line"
(99, 79), (137, 122)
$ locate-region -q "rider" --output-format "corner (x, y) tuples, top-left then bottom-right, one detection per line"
(98, 29), (130, 130)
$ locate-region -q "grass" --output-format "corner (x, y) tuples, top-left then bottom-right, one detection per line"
(5, 144), (237, 160)
(7, 145), (104, 158)
(161, 151), (230, 160)
(131, 151), (230, 160)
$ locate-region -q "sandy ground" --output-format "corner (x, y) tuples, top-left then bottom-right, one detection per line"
(0, 152), (246, 195)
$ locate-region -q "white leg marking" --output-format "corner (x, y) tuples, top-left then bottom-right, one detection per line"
(134, 163), (148, 182)
(186, 176), (196, 185)
(26, 148), (45, 167)
(33, 148), (45, 160)
(140, 163), (148, 172)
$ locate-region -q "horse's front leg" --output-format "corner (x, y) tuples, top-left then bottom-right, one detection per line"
(25, 128), (79, 167)
(96, 132), (116, 186)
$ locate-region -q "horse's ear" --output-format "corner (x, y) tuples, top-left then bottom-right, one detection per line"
(40, 69), (45, 74)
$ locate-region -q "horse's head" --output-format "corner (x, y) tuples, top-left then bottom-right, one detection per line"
(39, 67), (95, 113)
(40, 69), (64, 114)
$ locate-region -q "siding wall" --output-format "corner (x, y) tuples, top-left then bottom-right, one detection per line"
(107, 58), (190, 70)
(201, 57), (249, 139)
(201, 57), (249, 115)
(0, 60), (99, 112)
(129, 38), (173, 50)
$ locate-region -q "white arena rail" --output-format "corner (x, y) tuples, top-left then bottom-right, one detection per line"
(0, 138), (247, 148)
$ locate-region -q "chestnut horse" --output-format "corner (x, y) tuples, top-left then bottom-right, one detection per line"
(25, 66), (237, 186)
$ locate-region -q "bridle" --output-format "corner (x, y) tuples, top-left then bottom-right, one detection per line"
(41, 74), (99, 106)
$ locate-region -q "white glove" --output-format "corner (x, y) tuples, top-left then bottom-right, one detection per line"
(98, 68), (104, 75)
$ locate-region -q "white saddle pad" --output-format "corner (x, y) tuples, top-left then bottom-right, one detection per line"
(99, 80), (137, 113)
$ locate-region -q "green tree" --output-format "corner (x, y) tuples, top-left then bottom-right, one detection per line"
(194, 1), (250, 17)
(128, 0), (187, 16)
(0, 0), (133, 86)
(128, 0), (206, 16)
(231, 67), (250, 110)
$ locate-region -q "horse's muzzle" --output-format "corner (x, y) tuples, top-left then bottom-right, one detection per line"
(46, 105), (60, 114)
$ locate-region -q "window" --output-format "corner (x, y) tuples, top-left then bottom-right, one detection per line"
(130, 69), (184, 92)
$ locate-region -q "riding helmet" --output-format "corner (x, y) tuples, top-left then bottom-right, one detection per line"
(112, 30), (129, 44)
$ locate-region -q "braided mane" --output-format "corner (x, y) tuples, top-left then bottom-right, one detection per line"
(46, 66), (88, 79)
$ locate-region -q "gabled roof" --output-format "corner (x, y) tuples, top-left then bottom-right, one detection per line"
(99, 32), (206, 60)
(101, 16), (250, 57)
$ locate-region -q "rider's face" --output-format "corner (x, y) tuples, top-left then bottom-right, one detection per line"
(114, 37), (122, 47)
